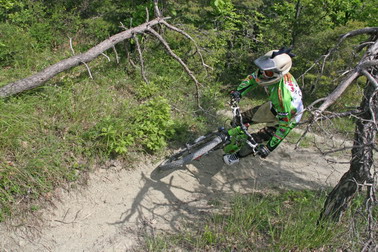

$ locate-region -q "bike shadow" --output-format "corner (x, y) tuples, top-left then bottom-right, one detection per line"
(150, 163), (187, 181)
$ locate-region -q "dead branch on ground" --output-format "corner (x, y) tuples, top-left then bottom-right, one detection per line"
(0, 0), (209, 107)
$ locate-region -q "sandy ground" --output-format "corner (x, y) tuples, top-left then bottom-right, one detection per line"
(0, 138), (350, 252)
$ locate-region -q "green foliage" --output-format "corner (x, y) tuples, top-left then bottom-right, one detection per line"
(86, 97), (175, 155)
(295, 21), (367, 108)
(356, 0), (378, 26)
(129, 1), (154, 27)
(133, 97), (175, 151)
(210, 0), (242, 31)
(82, 17), (116, 43)
(134, 81), (160, 100)
(95, 121), (135, 155)
(0, 0), (23, 21)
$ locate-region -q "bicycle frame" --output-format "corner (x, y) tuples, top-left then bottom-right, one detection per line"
(222, 99), (258, 155)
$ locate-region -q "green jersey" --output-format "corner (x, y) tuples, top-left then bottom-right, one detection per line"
(236, 70), (304, 150)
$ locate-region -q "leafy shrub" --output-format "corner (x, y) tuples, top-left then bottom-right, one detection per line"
(28, 22), (54, 48)
(85, 97), (175, 155)
(84, 117), (135, 156)
(132, 97), (175, 151)
(134, 81), (160, 100)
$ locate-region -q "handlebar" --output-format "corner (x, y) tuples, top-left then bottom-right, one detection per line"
(229, 98), (257, 148)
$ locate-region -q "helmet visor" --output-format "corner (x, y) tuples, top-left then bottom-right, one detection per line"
(254, 55), (277, 71)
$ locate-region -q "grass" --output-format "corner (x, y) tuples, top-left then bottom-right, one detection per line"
(141, 190), (356, 251)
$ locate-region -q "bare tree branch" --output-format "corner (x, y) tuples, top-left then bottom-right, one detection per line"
(112, 46), (120, 64)
(0, 18), (167, 98)
(69, 37), (75, 55)
(339, 27), (378, 42)
(147, 27), (202, 106)
(133, 33), (149, 84)
(101, 53), (111, 62)
(146, 7), (150, 23)
(310, 31), (378, 118)
(69, 37), (94, 79)
(359, 60), (378, 70)
(160, 20), (213, 72)
(316, 70), (360, 113)
(0, 1), (208, 104)
(82, 62), (94, 79)
(154, 0), (162, 18)
(355, 42), (375, 53)
(301, 27), (378, 93)
(361, 69), (378, 88)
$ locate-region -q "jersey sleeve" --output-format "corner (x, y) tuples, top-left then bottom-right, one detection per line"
(236, 70), (259, 97)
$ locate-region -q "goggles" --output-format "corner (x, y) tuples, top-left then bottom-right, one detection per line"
(261, 70), (279, 79)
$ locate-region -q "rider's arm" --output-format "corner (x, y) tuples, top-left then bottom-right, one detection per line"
(236, 70), (259, 97)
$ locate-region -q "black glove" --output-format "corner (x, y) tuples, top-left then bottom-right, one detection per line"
(257, 144), (270, 158)
(230, 90), (241, 103)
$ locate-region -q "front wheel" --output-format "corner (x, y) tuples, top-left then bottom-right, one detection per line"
(158, 135), (224, 169)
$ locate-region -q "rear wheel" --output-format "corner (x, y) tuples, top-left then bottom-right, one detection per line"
(158, 134), (224, 169)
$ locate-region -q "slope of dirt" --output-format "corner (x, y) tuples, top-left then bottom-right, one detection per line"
(0, 140), (349, 252)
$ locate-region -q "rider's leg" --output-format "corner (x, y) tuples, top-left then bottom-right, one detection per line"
(224, 102), (279, 165)
(238, 102), (278, 158)
(237, 126), (276, 157)
(251, 126), (277, 143)
(241, 105), (261, 124)
(241, 102), (277, 124)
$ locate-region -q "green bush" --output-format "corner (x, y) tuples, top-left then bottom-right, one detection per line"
(134, 81), (160, 100)
(85, 96), (175, 155)
(132, 97), (175, 151)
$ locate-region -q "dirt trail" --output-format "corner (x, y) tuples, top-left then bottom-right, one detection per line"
(0, 140), (349, 251)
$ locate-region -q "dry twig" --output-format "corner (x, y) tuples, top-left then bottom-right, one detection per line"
(147, 27), (202, 106)
(133, 33), (149, 84)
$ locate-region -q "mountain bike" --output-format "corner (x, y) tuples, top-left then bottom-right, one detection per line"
(157, 98), (258, 170)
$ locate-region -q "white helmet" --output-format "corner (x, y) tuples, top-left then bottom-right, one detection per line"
(253, 48), (294, 86)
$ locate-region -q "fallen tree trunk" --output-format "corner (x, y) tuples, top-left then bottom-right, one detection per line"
(0, 18), (164, 98)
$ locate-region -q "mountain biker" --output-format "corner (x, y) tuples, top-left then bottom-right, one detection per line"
(223, 47), (304, 165)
